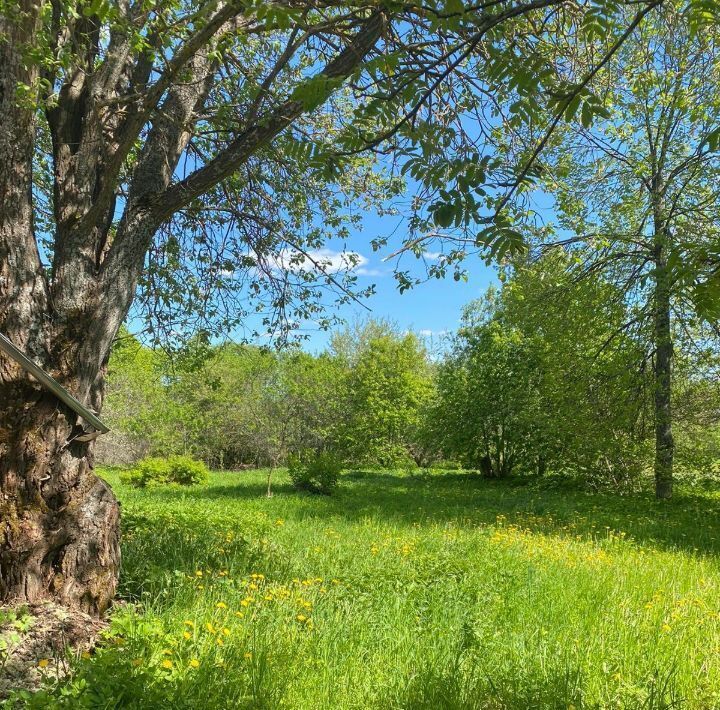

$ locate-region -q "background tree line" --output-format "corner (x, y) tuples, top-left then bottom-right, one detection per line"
(102, 253), (720, 487)
(99, 321), (433, 471)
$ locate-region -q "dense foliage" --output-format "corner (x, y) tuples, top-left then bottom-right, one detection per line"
(287, 451), (342, 495)
(433, 255), (652, 484)
(101, 322), (434, 471)
(104, 258), (720, 488)
(520, 4), (720, 496)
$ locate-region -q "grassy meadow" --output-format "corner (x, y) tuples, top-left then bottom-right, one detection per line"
(21, 468), (720, 709)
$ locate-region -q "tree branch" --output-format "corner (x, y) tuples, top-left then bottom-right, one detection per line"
(151, 9), (389, 221)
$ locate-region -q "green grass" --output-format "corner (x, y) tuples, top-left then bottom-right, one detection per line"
(18, 469), (720, 708)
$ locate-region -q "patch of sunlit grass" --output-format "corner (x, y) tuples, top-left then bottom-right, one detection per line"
(14, 468), (720, 708)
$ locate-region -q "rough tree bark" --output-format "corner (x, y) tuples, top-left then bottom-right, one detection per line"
(0, 2), (120, 615)
(0, 2), (387, 615)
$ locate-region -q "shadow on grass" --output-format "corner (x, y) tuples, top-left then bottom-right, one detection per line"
(116, 467), (720, 562)
(386, 659), (681, 710)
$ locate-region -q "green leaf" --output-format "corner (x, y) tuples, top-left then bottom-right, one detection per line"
(433, 203), (455, 228)
(564, 94), (582, 122)
(581, 101), (593, 129)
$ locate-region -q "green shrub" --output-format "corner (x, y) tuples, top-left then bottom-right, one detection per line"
(288, 451), (341, 495)
(122, 455), (209, 488)
(121, 457), (169, 487)
(166, 455), (210, 485)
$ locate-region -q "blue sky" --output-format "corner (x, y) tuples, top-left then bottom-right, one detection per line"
(123, 169), (501, 353)
(297, 208), (499, 352)
(121, 189), (499, 353)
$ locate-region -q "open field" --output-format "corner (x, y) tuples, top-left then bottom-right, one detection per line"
(20, 469), (720, 709)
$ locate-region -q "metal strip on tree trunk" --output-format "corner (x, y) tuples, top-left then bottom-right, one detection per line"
(0, 332), (110, 436)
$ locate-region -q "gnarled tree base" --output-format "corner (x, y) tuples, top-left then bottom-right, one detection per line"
(0, 391), (121, 616)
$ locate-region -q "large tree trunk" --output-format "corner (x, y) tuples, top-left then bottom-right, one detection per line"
(652, 229), (674, 500)
(0, 4), (120, 615)
(0, 1), (386, 617)
(0, 386), (120, 615)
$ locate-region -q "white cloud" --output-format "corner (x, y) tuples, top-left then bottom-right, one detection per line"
(422, 251), (442, 261)
(274, 248), (369, 275)
(356, 266), (385, 277)
(419, 329), (449, 338)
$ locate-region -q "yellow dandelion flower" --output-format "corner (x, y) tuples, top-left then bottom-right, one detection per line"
(240, 600), (250, 607)
(37, 659), (50, 669)
(235, 611), (245, 618)
(184, 620), (195, 628)
(296, 614), (307, 622)
(275, 519), (285, 526)
(161, 659), (173, 669)
(222, 627), (230, 636)
(206, 623), (216, 634)
(189, 659), (200, 668)
(216, 638), (224, 646)
(244, 652), (252, 659)
(183, 631), (192, 640)
(662, 624), (672, 632)
(216, 602), (227, 609)
(195, 570), (203, 577)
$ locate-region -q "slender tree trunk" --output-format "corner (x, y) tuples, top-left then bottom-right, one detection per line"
(537, 455), (546, 477)
(0, 6), (120, 615)
(267, 467), (274, 498)
(652, 228), (674, 500)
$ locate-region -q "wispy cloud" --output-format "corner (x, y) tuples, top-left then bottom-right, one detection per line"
(422, 251), (442, 261)
(273, 248), (369, 275)
(356, 266), (385, 277)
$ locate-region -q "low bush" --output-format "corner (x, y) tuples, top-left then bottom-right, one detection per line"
(166, 455), (210, 485)
(287, 451), (341, 494)
(122, 455), (209, 488)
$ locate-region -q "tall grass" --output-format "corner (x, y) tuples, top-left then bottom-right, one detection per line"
(14, 469), (720, 708)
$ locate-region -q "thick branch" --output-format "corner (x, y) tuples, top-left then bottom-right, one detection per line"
(152, 9), (389, 221)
